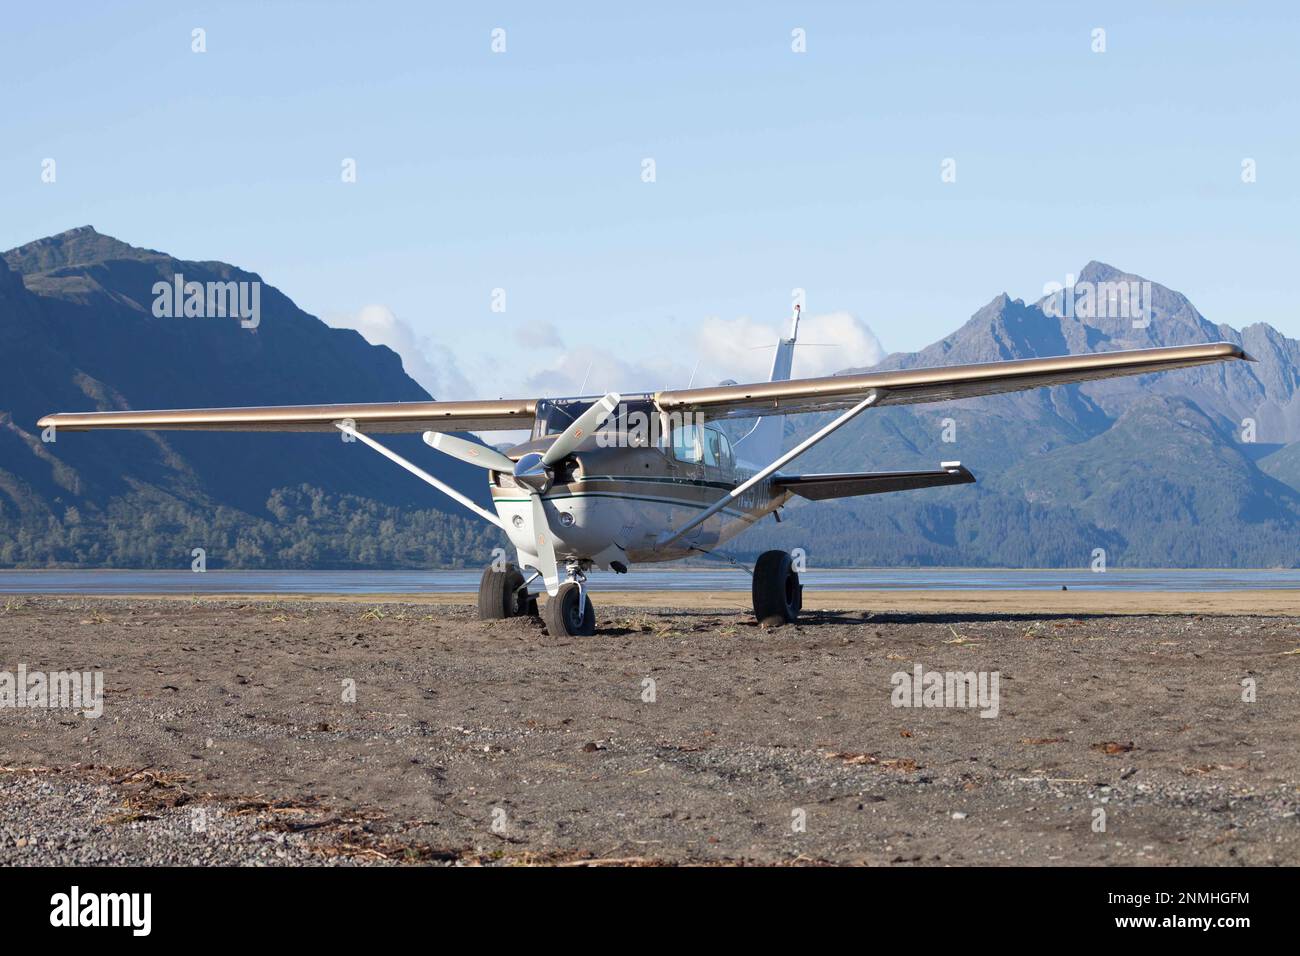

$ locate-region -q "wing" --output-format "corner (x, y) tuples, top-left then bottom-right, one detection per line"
(37, 398), (536, 433)
(38, 342), (1251, 432)
(655, 342), (1251, 420)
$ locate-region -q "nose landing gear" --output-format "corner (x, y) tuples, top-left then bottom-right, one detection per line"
(544, 581), (596, 636)
(542, 565), (596, 637)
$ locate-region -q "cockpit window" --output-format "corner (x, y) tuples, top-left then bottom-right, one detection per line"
(671, 424), (702, 464)
(532, 397), (658, 441)
(702, 426), (732, 468)
(532, 399), (591, 438)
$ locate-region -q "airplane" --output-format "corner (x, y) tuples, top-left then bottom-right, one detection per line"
(39, 307), (1249, 637)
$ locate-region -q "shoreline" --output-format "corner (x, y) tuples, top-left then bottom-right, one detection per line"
(10, 589), (1300, 615)
(2, 566), (1296, 573)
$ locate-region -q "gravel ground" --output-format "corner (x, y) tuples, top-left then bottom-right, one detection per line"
(1, 596), (1298, 866)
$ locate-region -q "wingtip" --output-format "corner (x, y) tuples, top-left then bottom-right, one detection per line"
(1215, 342), (1254, 362)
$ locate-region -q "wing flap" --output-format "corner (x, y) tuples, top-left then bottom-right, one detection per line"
(655, 342), (1250, 419)
(37, 398), (536, 433)
(774, 464), (976, 501)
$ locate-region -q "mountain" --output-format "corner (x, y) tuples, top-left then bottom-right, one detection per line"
(4, 231), (1299, 569)
(1259, 440), (1300, 491)
(0, 227), (504, 568)
(731, 261), (1300, 568)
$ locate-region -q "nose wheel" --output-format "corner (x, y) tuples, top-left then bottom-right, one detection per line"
(542, 567), (597, 637)
(752, 549), (802, 627)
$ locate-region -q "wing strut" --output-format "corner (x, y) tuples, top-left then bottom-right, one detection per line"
(655, 389), (880, 550)
(334, 422), (506, 531)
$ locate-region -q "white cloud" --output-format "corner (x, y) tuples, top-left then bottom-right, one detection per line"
(694, 310), (885, 384)
(512, 311), (886, 403)
(330, 304), (475, 400)
(522, 346), (693, 398)
(793, 311), (886, 376)
(328, 304), (884, 423)
(516, 320), (564, 350)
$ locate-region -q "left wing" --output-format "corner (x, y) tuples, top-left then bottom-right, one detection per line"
(655, 342), (1250, 420)
(37, 397), (536, 433)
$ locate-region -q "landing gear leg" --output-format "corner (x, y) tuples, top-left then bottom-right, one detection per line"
(752, 549), (802, 627)
(542, 565), (596, 637)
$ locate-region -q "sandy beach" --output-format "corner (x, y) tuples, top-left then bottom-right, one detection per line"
(76, 588), (1300, 617)
(2, 593), (1298, 865)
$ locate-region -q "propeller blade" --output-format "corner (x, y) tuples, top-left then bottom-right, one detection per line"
(424, 431), (515, 472)
(541, 392), (621, 467)
(530, 493), (561, 595)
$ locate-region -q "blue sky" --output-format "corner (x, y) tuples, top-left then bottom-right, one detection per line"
(2, 1), (1296, 399)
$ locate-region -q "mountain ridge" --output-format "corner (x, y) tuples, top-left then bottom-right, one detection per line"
(0, 226), (503, 568)
(3, 228), (1298, 568)
(750, 260), (1300, 568)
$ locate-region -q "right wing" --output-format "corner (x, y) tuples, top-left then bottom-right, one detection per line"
(655, 342), (1251, 420)
(37, 398), (536, 433)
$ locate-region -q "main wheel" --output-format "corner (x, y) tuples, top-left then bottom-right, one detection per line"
(478, 563), (528, 619)
(543, 582), (596, 636)
(752, 550), (802, 627)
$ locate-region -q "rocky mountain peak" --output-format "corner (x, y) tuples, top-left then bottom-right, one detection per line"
(4, 226), (168, 276)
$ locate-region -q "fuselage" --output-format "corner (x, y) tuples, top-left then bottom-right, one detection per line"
(492, 429), (789, 567)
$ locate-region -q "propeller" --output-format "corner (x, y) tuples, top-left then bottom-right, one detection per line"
(531, 494), (559, 593)
(422, 432), (515, 472)
(423, 392), (621, 595)
(541, 392), (621, 467)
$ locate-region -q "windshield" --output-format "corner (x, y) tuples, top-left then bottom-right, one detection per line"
(532, 399), (591, 437)
(532, 397), (658, 439)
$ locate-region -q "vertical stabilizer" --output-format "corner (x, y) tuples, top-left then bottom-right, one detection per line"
(734, 305), (800, 468)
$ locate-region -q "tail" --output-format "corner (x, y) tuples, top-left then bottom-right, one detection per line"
(734, 305), (800, 468)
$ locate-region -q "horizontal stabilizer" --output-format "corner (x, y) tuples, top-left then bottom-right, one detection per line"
(774, 463), (975, 501)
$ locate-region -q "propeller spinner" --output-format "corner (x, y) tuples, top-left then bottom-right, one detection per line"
(423, 391), (621, 594)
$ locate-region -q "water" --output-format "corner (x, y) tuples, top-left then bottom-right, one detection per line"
(1, 568), (1299, 595)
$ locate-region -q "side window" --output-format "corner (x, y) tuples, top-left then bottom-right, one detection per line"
(715, 429), (733, 470)
(671, 424), (701, 464)
(702, 427), (722, 467)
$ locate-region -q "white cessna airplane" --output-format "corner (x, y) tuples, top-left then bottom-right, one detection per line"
(40, 308), (1248, 636)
